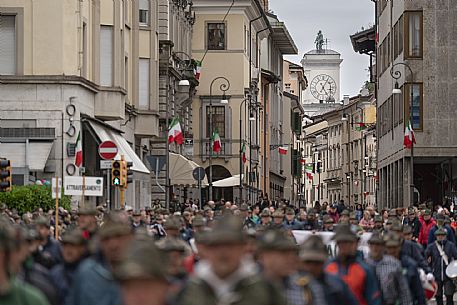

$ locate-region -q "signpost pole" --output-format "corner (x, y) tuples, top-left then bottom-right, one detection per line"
(55, 176), (59, 239)
(198, 171), (202, 210)
(120, 155), (125, 209)
(81, 175), (86, 208)
(107, 170), (111, 210)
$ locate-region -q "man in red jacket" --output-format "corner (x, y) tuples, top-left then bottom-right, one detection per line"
(418, 209), (436, 247)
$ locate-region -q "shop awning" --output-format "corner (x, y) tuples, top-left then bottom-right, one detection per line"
(88, 121), (150, 174)
(0, 141), (53, 171)
(169, 153), (208, 186)
(213, 174), (243, 188)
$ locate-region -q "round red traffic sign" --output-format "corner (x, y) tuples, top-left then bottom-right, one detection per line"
(98, 141), (118, 160)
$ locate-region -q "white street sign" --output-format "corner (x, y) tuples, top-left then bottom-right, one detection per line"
(64, 176), (104, 196)
(100, 160), (112, 169)
(51, 178), (62, 199)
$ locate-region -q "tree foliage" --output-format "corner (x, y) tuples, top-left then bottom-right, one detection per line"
(0, 185), (71, 214)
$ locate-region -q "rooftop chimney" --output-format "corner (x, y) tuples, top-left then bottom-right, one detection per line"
(343, 95), (350, 105)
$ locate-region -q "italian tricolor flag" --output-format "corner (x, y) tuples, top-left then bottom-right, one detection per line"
(278, 146), (288, 155)
(194, 60), (202, 80)
(355, 122), (366, 131)
(305, 164), (313, 180)
(75, 132), (83, 167)
(241, 142), (247, 163)
(212, 129), (221, 153)
(404, 119), (416, 149)
(168, 118), (184, 145)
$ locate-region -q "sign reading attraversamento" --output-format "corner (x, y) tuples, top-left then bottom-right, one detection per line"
(64, 176), (104, 196)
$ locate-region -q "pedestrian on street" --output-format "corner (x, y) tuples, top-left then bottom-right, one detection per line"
(289, 235), (358, 305)
(283, 208), (304, 230)
(175, 214), (286, 305)
(403, 208), (421, 240)
(428, 214), (456, 245)
(66, 213), (133, 305)
(384, 231), (426, 305)
(257, 229), (298, 283)
(50, 229), (87, 305)
(34, 216), (63, 269)
(425, 228), (457, 305)
(418, 209), (436, 248)
(114, 235), (170, 305)
(365, 231), (413, 305)
(77, 207), (99, 241)
(325, 224), (381, 305)
(0, 217), (50, 305)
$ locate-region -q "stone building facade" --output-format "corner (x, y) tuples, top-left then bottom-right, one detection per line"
(0, 0), (163, 209)
(376, 0), (457, 207)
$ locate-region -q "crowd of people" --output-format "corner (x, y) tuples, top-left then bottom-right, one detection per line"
(1, 198), (457, 305)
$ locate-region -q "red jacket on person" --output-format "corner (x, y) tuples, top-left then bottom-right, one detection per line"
(418, 216), (436, 246)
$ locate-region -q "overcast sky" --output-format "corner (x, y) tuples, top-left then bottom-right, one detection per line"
(269, 0), (374, 98)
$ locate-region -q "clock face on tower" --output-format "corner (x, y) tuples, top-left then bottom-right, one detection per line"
(310, 74), (337, 101)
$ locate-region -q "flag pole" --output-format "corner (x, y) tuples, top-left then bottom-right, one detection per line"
(55, 176), (59, 239)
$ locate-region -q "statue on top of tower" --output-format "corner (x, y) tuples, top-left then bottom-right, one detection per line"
(315, 30), (324, 52)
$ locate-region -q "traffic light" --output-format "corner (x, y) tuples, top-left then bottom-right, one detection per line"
(120, 160), (127, 187)
(0, 160), (12, 192)
(126, 162), (133, 185)
(112, 160), (122, 186)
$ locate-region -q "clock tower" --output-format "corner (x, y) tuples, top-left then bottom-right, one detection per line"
(301, 40), (343, 116)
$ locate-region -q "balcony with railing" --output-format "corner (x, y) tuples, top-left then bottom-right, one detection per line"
(200, 138), (238, 161)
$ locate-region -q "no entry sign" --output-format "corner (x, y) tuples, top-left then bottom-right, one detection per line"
(98, 141), (118, 160)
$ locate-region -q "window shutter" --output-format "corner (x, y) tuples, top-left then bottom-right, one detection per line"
(100, 26), (113, 86)
(138, 58), (150, 109)
(0, 15), (16, 75)
(292, 112), (301, 134)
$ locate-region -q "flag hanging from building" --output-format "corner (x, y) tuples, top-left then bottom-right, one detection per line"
(241, 142), (247, 163)
(404, 119), (416, 149)
(168, 117), (184, 145)
(75, 132), (83, 167)
(212, 129), (221, 153)
(305, 164), (313, 180)
(194, 60), (202, 80)
(278, 146), (288, 155)
(355, 122), (366, 131)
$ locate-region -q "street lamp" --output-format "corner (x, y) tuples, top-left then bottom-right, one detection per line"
(316, 159), (322, 202)
(390, 62), (414, 207)
(208, 76), (230, 202)
(238, 98), (256, 203)
(165, 51), (194, 209)
(178, 79), (190, 86)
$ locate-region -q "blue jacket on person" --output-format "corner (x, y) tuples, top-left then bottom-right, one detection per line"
(283, 220), (304, 230)
(66, 253), (122, 305)
(400, 255), (426, 305)
(50, 261), (81, 305)
(40, 236), (63, 269)
(425, 239), (457, 282)
(322, 273), (359, 305)
(428, 225), (456, 245)
(401, 240), (430, 273)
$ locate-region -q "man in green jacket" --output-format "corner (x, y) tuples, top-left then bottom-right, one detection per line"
(0, 216), (50, 305)
(175, 214), (286, 305)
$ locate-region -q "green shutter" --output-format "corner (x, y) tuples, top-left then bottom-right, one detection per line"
(292, 112), (302, 134)
(292, 149), (302, 178)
